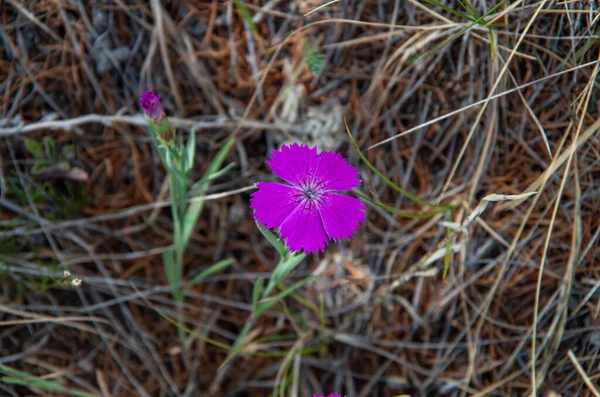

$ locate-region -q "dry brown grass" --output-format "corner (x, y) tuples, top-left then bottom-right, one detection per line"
(1, 1), (599, 396)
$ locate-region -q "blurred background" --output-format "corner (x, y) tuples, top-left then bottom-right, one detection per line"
(1, 1), (600, 396)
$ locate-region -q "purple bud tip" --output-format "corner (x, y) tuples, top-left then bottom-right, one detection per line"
(139, 91), (163, 122)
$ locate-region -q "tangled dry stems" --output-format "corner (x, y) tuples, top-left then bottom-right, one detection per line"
(0, 1), (599, 396)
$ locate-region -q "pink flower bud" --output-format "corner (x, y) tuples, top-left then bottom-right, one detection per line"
(139, 91), (163, 122)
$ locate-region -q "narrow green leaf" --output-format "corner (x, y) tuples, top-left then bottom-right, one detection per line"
(188, 258), (235, 287)
(184, 130), (196, 174)
(206, 137), (236, 176)
(256, 223), (288, 259)
(2, 377), (61, 392)
(0, 364), (99, 397)
(25, 139), (44, 158)
(43, 136), (56, 159)
(252, 278), (264, 311)
(252, 333), (298, 343)
(142, 296), (232, 350)
(443, 212), (453, 278)
(278, 360), (292, 397)
(355, 191), (448, 219)
(303, 40), (327, 75)
(162, 250), (181, 302)
(307, 53), (326, 75)
(234, 322), (254, 349)
(422, 0), (475, 21)
(64, 179), (74, 196)
(31, 191), (45, 203)
(164, 153), (188, 196)
(61, 145), (75, 160)
(31, 161), (51, 175)
(234, 0), (257, 34)
(456, 0), (480, 18)
(254, 276), (314, 318)
(219, 320), (254, 371)
(319, 294), (326, 343)
(263, 253), (306, 299)
(189, 162), (236, 194)
(180, 137), (235, 247)
(488, 27), (496, 61)
(575, 27), (600, 62)
(72, 390), (99, 397)
(179, 197), (204, 250)
(416, 0), (508, 63)
(283, 284), (319, 313)
(148, 124), (169, 165)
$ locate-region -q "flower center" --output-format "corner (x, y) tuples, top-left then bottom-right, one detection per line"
(300, 181), (322, 201)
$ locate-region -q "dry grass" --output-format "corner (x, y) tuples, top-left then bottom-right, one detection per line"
(1, 1), (599, 396)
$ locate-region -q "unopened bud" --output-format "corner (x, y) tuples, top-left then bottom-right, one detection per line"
(139, 91), (163, 122)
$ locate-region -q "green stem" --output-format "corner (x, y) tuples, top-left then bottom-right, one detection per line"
(169, 176), (186, 346)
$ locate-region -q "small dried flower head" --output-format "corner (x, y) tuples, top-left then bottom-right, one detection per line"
(71, 278), (82, 289)
(250, 143), (365, 254)
(139, 91), (163, 122)
(63, 270), (71, 279)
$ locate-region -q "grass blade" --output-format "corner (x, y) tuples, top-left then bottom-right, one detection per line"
(234, 0), (257, 34)
(455, 0), (479, 18)
(263, 253), (306, 299)
(162, 250), (181, 302)
(252, 278), (264, 310)
(0, 364), (100, 397)
(190, 162), (237, 194)
(355, 191), (448, 219)
(180, 137), (236, 248)
(422, 0), (475, 21)
(254, 276), (315, 318)
(417, 0), (508, 63)
(183, 129), (196, 174)
(188, 258), (235, 287)
(345, 120), (453, 210)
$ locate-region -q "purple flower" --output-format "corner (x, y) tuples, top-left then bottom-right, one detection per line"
(139, 91), (163, 122)
(250, 143), (366, 254)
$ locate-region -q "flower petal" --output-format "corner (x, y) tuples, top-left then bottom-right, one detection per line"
(319, 193), (366, 241)
(250, 182), (302, 230)
(266, 143), (319, 187)
(315, 151), (361, 191)
(279, 201), (329, 254)
(139, 91), (163, 122)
